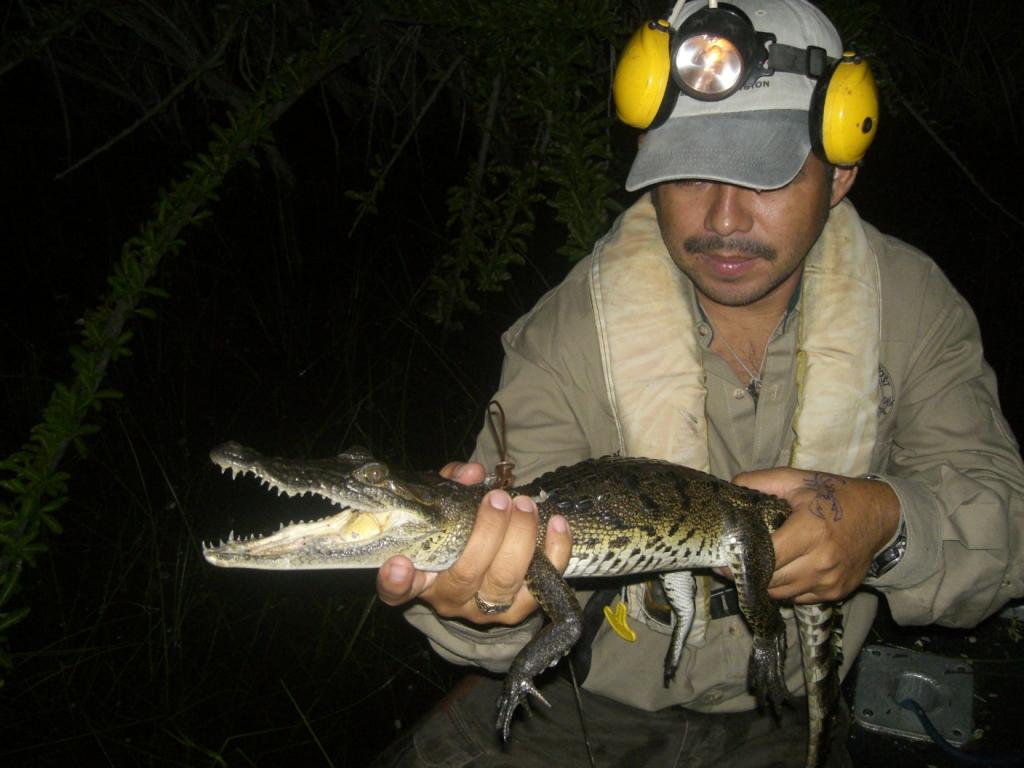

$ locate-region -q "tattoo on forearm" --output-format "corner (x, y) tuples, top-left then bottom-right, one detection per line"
(803, 473), (847, 522)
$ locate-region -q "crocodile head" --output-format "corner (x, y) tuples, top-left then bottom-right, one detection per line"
(202, 441), (480, 571)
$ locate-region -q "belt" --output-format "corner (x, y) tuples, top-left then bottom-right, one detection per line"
(645, 579), (742, 624)
(708, 584), (741, 620)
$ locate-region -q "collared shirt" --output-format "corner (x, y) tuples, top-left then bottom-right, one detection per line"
(404, 201), (1024, 713)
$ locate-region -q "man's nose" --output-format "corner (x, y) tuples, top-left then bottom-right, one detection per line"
(704, 183), (755, 237)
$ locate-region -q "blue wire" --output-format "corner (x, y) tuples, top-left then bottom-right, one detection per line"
(898, 698), (1024, 767)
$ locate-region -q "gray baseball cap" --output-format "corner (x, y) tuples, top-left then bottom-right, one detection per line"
(625, 0), (842, 192)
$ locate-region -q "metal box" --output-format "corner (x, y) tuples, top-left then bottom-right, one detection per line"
(852, 644), (974, 746)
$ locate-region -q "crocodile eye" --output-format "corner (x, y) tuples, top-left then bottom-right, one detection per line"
(355, 462), (389, 485)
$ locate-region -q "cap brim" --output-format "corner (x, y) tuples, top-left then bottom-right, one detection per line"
(626, 110), (811, 192)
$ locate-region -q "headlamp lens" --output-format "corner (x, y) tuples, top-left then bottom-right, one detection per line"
(675, 33), (744, 97)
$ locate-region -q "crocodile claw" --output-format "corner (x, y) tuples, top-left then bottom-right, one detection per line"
(747, 629), (793, 717)
(496, 675), (551, 741)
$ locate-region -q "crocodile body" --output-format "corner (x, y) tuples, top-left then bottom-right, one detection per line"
(203, 442), (840, 767)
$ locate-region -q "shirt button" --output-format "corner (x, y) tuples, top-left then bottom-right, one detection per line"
(732, 388), (746, 400)
(698, 324), (710, 337)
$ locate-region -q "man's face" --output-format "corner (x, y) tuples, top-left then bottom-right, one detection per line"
(652, 153), (848, 309)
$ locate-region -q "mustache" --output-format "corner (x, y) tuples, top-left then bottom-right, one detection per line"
(683, 235), (776, 261)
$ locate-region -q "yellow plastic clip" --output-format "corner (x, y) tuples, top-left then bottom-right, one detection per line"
(603, 601), (637, 642)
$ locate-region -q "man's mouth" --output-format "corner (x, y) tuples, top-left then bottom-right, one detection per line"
(702, 252), (758, 277)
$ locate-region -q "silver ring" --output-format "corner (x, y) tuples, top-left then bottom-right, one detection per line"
(474, 592), (513, 615)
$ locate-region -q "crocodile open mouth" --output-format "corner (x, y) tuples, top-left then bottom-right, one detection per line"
(204, 463), (431, 569)
(201, 502), (435, 569)
(205, 441), (453, 570)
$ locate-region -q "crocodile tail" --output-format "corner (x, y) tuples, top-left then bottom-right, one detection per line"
(831, 603), (845, 668)
(794, 603), (840, 768)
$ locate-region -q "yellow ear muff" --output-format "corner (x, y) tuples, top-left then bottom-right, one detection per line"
(811, 53), (879, 166)
(613, 21), (676, 130)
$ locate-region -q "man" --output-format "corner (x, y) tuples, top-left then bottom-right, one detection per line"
(372, 0), (1024, 765)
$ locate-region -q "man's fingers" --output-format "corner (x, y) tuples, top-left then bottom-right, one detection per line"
(377, 555), (436, 606)
(733, 468), (783, 497)
(440, 461), (487, 485)
(770, 503), (825, 570)
(769, 578), (828, 604)
(770, 527), (801, 572)
(733, 467), (803, 501)
(476, 495), (539, 605)
(768, 551), (831, 602)
(769, 548), (849, 603)
(379, 463), (572, 624)
(543, 514), (572, 573)
(432, 490), (512, 604)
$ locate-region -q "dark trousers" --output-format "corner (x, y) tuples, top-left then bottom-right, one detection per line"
(369, 672), (852, 768)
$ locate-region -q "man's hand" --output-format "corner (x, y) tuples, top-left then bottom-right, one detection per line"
(376, 461), (572, 625)
(733, 467), (901, 603)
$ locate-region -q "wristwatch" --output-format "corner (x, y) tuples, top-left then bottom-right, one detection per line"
(867, 517), (907, 579)
(862, 474), (907, 580)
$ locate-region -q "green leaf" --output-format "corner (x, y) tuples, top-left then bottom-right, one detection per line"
(72, 436), (89, 458)
(0, 606), (30, 634)
(0, 478), (26, 494)
(39, 512), (63, 535)
(0, 564), (21, 608)
(38, 497), (67, 515)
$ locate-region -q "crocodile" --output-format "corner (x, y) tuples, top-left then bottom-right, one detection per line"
(203, 441), (840, 767)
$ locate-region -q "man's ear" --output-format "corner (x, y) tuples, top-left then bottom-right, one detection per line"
(830, 165), (858, 207)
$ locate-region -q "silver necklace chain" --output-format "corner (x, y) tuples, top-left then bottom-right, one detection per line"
(701, 306), (786, 402)
(717, 332), (767, 389)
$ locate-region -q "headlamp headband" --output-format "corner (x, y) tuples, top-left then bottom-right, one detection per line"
(612, 0), (879, 170)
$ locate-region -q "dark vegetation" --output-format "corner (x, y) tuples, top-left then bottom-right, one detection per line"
(0, 1), (1021, 765)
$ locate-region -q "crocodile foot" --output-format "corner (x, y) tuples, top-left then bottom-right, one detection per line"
(496, 674), (551, 741)
(747, 629), (793, 717)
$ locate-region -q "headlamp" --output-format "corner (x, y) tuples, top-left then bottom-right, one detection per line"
(670, 2), (774, 100)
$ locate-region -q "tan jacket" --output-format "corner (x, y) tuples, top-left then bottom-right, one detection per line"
(405, 198), (1024, 713)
